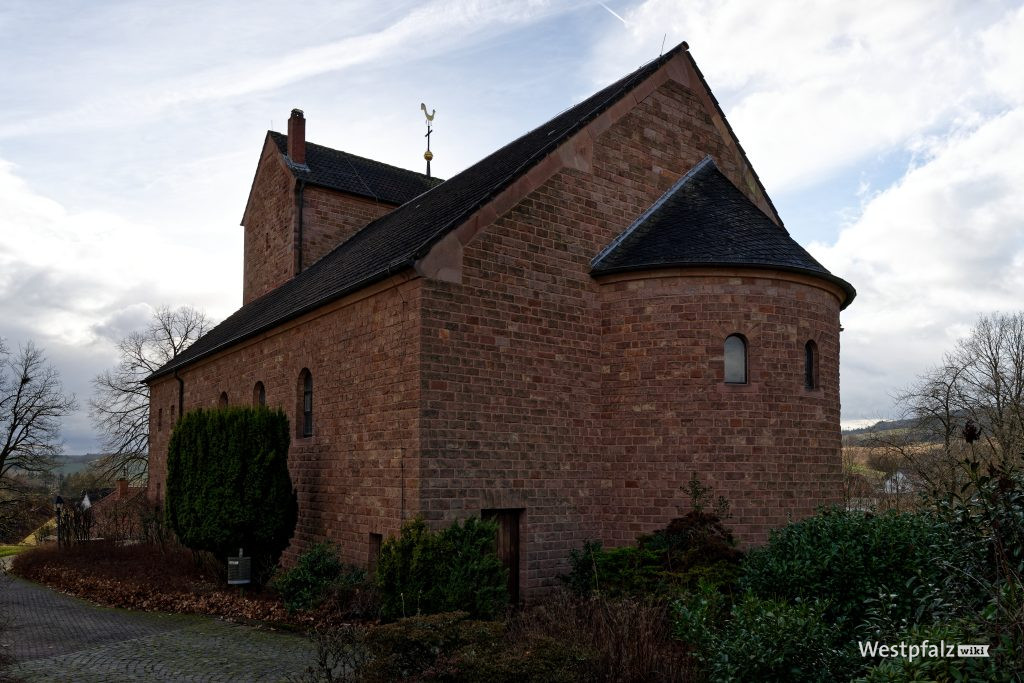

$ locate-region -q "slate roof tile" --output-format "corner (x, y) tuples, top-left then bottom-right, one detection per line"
(268, 131), (441, 205)
(591, 157), (855, 307)
(148, 46), (688, 381)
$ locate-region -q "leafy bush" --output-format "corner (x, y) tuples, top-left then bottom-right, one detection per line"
(926, 457), (1024, 674)
(376, 517), (507, 620)
(696, 594), (841, 683)
(740, 507), (968, 640)
(564, 511), (742, 598)
(166, 407), (297, 580)
(273, 542), (360, 613)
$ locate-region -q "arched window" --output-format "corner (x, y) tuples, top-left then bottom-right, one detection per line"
(219, 391), (228, 407)
(804, 340), (819, 389)
(299, 369), (313, 437)
(254, 381), (266, 407)
(724, 334), (747, 384)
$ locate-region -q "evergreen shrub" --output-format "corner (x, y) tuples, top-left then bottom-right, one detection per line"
(375, 517), (507, 620)
(166, 406), (297, 580)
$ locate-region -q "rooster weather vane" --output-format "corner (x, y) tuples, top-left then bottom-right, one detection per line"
(421, 103), (435, 177)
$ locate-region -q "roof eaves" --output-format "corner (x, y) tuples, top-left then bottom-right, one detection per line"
(593, 260), (857, 309)
(144, 258), (417, 383)
(148, 44), (690, 383)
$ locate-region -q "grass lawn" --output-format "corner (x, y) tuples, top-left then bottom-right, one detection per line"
(0, 545), (28, 558)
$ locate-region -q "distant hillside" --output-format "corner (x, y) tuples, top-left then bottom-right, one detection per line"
(53, 454), (106, 476)
(842, 417), (945, 446)
(842, 418), (918, 435)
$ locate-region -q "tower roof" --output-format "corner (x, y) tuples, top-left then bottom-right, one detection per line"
(591, 157), (855, 307)
(148, 43), (851, 382)
(267, 131), (441, 205)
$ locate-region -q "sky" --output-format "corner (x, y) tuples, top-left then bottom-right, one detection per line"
(1, 0), (1023, 452)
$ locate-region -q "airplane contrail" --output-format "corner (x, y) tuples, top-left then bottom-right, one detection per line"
(597, 1), (628, 26)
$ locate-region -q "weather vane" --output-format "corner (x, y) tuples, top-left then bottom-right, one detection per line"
(421, 102), (435, 177)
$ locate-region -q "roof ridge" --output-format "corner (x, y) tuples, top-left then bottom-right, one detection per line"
(407, 44), (687, 261)
(147, 42), (714, 382)
(268, 130), (436, 182)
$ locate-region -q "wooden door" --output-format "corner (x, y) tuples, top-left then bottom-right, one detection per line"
(483, 508), (522, 604)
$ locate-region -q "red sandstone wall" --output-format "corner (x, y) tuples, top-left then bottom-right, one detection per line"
(243, 142), (297, 304)
(300, 188), (393, 269)
(598, 271), (842, 546)
(154, 63), (845, 593)
(416, 76), (822, 593)
(243, 142), (395, 304)
(147, 277), (423, 567)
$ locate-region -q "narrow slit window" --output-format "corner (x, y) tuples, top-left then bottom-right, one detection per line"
(724, 334), (747, 384)
(805, 340), (819, 389)
(368, 533), (383, 575)
(219, 391), (228, 407)
(300, 370), (313, 437)
(254, 381), (266, 407)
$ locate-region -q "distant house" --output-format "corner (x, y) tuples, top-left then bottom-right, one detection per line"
(883, 471), (914, 496)
(145, 43), (854, 598)
(90, 479), (146, 541)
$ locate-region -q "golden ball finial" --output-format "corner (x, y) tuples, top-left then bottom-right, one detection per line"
(424, 149), (434, 161)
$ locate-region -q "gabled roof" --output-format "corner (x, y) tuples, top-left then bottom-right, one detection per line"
(148, 45), (691, 382)
(591, 157), (856, 307)
(268, 131), (441, 205)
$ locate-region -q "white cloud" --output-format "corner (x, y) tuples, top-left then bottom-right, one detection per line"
(586, 0), (1019, 191)
(810, 107), (1024, 418)
(3, 0), (1023, 447)
(582, 0), (1024, 419)
(0, 0), (579, 140)
(0, 158), (238, 451)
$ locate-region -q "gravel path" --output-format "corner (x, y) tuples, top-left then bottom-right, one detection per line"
(0, 575), (316, 682)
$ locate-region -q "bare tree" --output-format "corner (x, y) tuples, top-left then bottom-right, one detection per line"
(877, 312), (1024, 497)
(89, 305), (210, 482)
(0, 340), (78, 535)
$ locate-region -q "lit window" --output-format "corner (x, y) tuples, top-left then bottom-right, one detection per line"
(805, 340), (818, 389)
(724, 334), (747, 384)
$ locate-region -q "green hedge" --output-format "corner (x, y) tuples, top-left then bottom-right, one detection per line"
(166, 407), (297, 576)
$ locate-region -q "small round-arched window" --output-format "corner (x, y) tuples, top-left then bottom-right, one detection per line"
(254, 381), (266, 406)
(218, 391), (229, 407)
(804, 340), (819, 389)
(724, 334), (747, 384)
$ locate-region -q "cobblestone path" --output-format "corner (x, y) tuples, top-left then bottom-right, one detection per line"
(1, 575), (316, 682)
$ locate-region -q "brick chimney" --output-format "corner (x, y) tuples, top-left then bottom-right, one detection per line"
(287, 108), (306, 165)
(116, 478), (129, 498)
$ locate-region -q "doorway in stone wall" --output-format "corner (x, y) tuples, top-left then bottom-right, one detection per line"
(482, 508), (522, 603)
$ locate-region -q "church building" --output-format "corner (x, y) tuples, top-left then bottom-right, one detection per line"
(146, 43), (855, 599)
